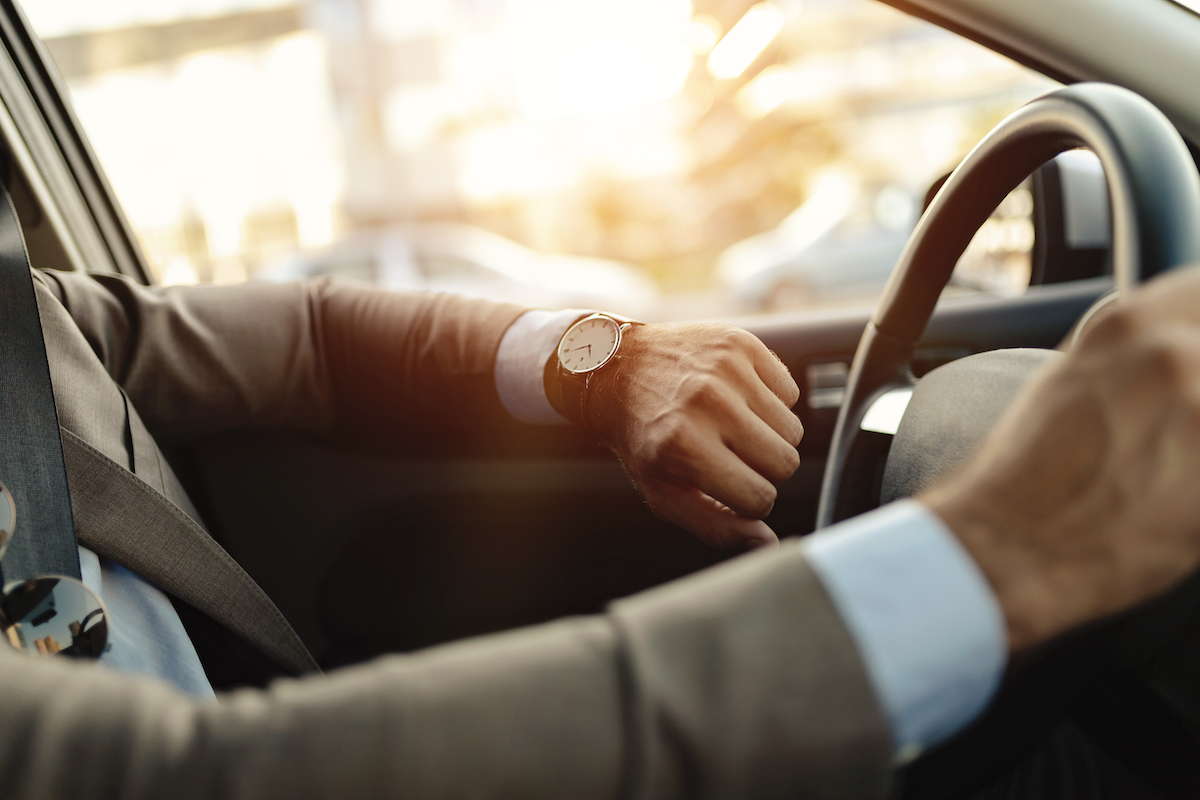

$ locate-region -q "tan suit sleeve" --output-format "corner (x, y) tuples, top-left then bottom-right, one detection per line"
(15, 270), (892, 796)
(0, 545), (890, 799)
(37, 270), (527, 445)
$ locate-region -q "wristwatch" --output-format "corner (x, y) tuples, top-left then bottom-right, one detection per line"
(546, 313), (640, 426)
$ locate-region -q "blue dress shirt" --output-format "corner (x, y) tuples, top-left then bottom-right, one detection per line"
(79, 546), (215, 700)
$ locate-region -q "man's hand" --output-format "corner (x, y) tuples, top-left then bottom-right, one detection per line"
(923, 266), (1200, 652)
(588, 323), (803, 550)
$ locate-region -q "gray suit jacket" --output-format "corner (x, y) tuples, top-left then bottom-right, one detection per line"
(0, 270), (892, 799)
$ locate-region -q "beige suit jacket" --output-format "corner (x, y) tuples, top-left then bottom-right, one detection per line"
(0, 269), (892, 799)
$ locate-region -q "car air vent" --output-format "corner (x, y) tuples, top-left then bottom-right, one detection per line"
(806, 346), (970, 412)
(806, 361), (849, 409)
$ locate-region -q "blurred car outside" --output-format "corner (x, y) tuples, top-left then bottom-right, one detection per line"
(715, 168), (919, 312)
(716, 161), (1050, 313)
(257, 222), (661, 320)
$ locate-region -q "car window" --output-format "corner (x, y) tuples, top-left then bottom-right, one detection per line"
(416, 254), (488, 279)
(24, 0), (1058, 320)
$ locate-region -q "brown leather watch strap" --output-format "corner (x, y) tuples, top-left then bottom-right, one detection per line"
(543, 318), (640, 427)
(543, 350), (574, 422)
(544, 351), (592, 425)
(561, 368), (590, 426)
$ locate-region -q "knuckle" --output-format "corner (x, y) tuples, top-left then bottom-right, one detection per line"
(782, 371), (801, 402)
(711, 350), (740, 373)
(782, 375), (801, 407)
(681, 373), (724, 409)
(766, 447), (801, 483)
(783, 445), (801, 474)
(790, 416), (805, 446)
(1140, 332), (1191, 389)
(745, 484), (777, 518)
(659, 429), (688, 460)
(714, 326), (758, 358)
(691, 326), (762, 380)
(720, 324), (754, 347)
(651, 418), (699, 469)
(647, 417), (683, 457)
(1088, 304), (1141, 347)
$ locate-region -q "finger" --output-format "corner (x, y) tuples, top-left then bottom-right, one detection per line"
(747, 339), (801, 409)
(735, 359), (805, 446)
(698, 370), (801, 466)
(645, 478), (778, 549)
(670, 432), (779, 518)
(723, 408), (801, 485)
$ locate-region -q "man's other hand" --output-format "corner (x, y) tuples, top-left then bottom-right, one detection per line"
(589, 323), (803, 550)
(924, 266), (1200, 652)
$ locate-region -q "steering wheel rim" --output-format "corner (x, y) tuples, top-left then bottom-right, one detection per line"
(817, 82), (1200, 528)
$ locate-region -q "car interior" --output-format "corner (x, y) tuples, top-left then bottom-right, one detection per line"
(3, 0), (1200, 796)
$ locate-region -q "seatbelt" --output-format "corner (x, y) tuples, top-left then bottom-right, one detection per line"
(61, 429), (319, 675)
(0, 182), (81, 582)
(0, 183), (315, 674)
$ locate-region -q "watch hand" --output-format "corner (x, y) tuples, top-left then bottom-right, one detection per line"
(569, 345), (592, 355)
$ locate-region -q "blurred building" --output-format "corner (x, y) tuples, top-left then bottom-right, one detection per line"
(26, 0), (1055, 314)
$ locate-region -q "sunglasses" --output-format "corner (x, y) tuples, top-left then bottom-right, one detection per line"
(0, 481), (109, 659)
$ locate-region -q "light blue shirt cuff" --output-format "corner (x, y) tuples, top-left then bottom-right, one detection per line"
(801, 500), (1006, 761)
(495, 308), (594, 424)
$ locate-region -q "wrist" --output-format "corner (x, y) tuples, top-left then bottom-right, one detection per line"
(545, 313), (642, 429)
(922, 483), (1076, 653)
(585, 323), (647, 440)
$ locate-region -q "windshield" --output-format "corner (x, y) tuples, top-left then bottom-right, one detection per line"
(24, 0), (1057, 320)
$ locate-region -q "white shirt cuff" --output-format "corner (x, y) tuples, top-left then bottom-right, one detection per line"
(495, 309), (594, 424)
(801, 500), (1006, 762)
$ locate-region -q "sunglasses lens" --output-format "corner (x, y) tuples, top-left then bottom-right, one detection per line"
(0, 481), (13, 562)
(1, 577), (108, 659)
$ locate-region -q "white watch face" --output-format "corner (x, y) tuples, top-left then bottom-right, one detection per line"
(559, 316), (621, 374)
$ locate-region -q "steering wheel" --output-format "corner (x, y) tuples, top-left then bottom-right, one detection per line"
(817, 82), (1200, 527)
(815, 83), (1200, 796)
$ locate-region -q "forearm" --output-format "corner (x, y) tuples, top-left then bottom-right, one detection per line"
(0, 618), (624, 800)
(41, 270), (526, 444)
(0, 545), (890, 800)
(318, 281), (526, 445)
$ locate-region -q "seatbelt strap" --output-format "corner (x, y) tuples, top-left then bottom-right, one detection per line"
(0, 183), (81, 582)
(61, 429), (319, 675)
(0, 182), (313, 672)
